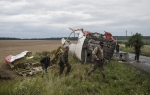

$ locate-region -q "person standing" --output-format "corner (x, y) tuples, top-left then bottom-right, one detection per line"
(59, 46), (71, 76)
(88, 42), (105, 79)
(134, 40), (141, 62)
(116, 43), (120, 53)
(40, 54), (50, 75)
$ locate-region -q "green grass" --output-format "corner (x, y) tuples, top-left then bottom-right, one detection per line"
(0, 51), (150, 95)
(143, 40), (150, 45)
(117, 40), (127, 44)
(118, 40), (150, 45)
(120, 45), (150, 57)
(116, 40), (150, 55)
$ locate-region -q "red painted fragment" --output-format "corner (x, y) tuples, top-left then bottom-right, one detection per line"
(5, 55), (12, 67)
(105, 32), (115, 41)
(84, 31), (90, 36)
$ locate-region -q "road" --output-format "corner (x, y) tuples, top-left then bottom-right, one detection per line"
(128, 53), (150, 74)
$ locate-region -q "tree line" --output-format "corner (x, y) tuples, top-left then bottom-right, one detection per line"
(0, 36), (150, 40)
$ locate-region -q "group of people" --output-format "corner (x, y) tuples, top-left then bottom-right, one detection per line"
(40, 46), (72, 76)
(40, 40), (141, 78)
(40, 41), (106, 79)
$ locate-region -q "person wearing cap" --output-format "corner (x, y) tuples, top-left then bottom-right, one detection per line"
(59, 46), (71, 76)
(87, 41), (105, 79)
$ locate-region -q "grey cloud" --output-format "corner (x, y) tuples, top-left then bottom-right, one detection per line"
(0, 0), (150, 38)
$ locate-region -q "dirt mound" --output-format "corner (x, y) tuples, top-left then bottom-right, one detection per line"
(0, 63), (22, 80)
(0, 70), (12, 80)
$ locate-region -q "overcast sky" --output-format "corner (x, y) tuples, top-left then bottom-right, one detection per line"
(0, 0), (150, 38)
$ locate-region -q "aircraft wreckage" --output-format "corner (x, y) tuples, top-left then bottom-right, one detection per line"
(60, 28), (129, 63)
(4, 28), (129, 76)
(50, 28), (117, 65)
(61, 28), (116, 63)
(5, 51), (42, 76)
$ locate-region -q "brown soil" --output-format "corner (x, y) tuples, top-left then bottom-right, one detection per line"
(0, 40), (62, 59)
(0, 40), (70, 80)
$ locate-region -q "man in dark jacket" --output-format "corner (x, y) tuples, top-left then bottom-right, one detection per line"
(59, 46), (71, 76)
(116, 43), (120, 53)
(40, 54), (50, 74)
(134, 40), (141, 62)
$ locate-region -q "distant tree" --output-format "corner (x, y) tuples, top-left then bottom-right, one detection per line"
(125, 33), (144, 48)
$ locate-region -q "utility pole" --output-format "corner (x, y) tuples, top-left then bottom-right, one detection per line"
(126, 30), (128, 40)
(126, 30), (127, 37)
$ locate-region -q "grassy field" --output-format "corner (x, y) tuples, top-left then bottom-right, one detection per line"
(119, 44), (150, 57)
(118, 40), (150, 56)
(0, 40), (150, 95)
(117, 40), (150, 45)
(143, 40), (150, 45)
(0, 50), (150, 95)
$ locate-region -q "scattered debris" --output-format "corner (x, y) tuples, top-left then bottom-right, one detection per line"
(5, 51), (42, 76)
(113, 52), (129, 62)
